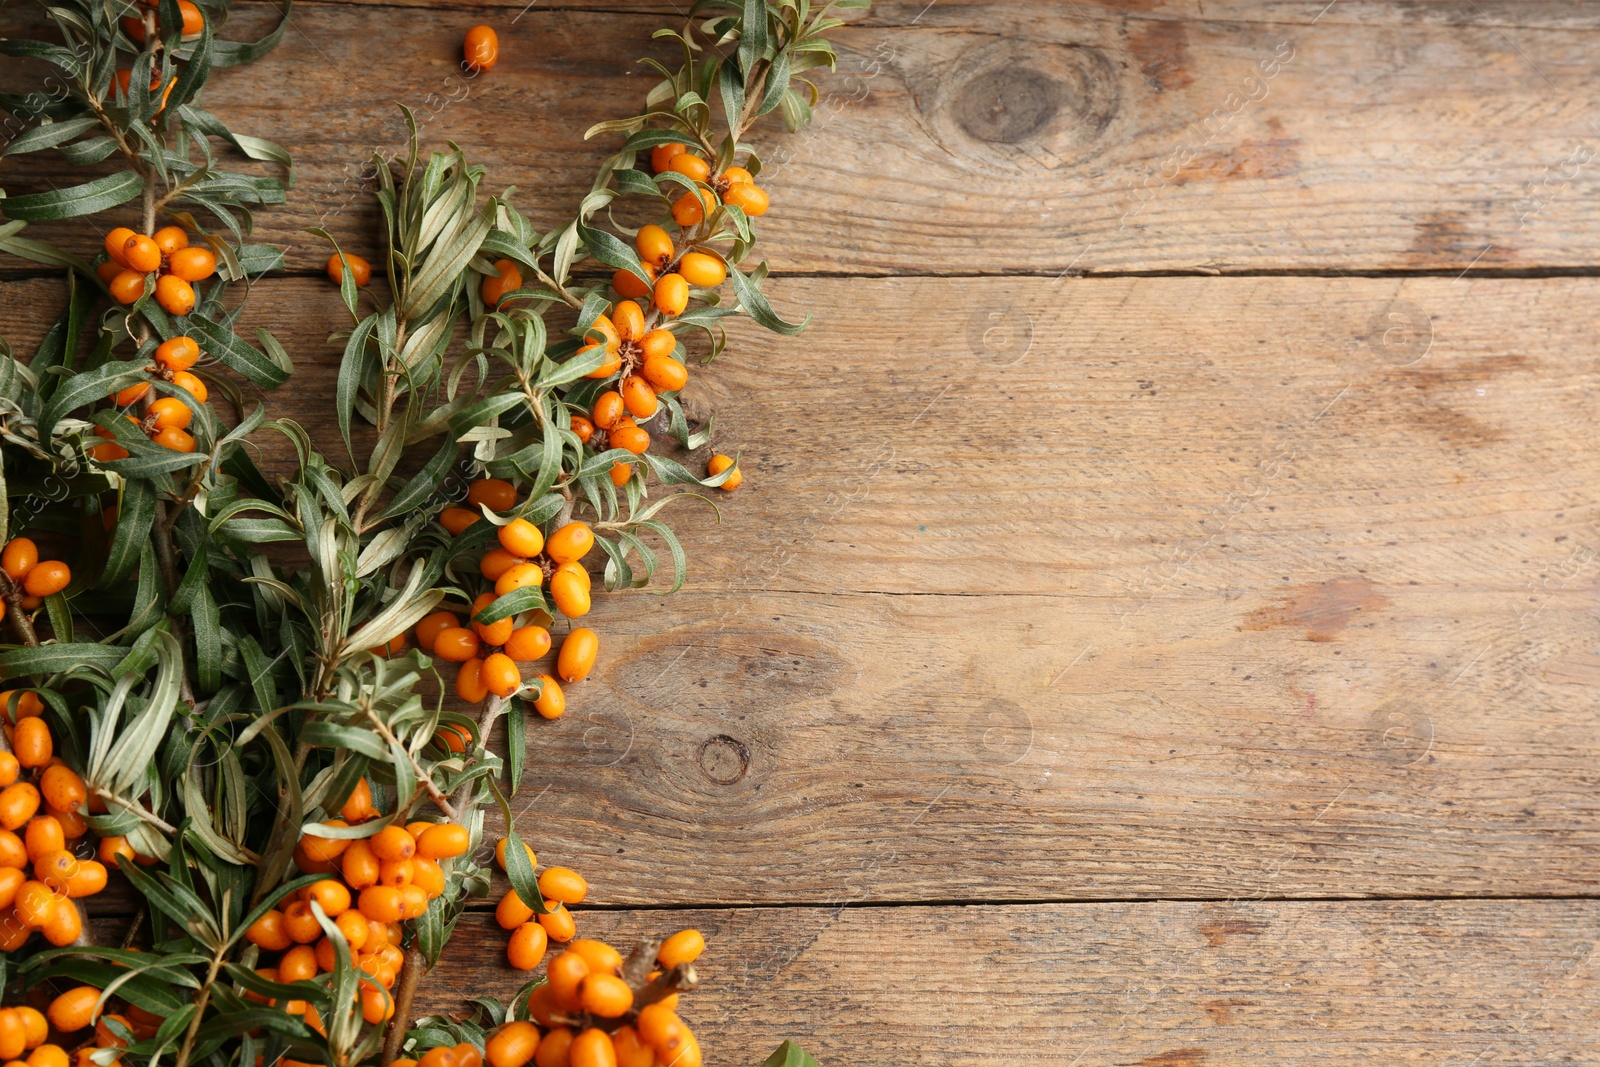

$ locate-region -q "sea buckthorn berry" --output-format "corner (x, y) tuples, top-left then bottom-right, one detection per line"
(148, 396), (191, 431)
(650, 143), (687, 172)
(658, 929), (705, 968)
(340, 777), (377, 823)
(435, 722), (472, 753)
(176, 0), (204, 34)
(342, 839), (380, 888)
(620, 376), (658, 420)
(635, 224), (675, 268)
(41, 765), (87, 813)
(612, 265), (655, 300)
(170, 369), (208, 401)
(406, 820), (436, 840)
(610, 420), (650, 455)
(245, 908), (293, 951)
(503, 625), (550, 662)
(611, 300), (645, 341)
(568, 939), (623, 975)
(416, 823), (470, 860)
(155, 274), (195, 316)
(49, 803), (87, 840)
(440, 507), (481, 535)
(46, 989), (99, 1033)
(671, 189), (716, 227)
(531, 674), (565, 719)
(580, 341), (623, 380)
(278, 944), (318, 983)
(0, 1012), (30, 1058)
(378, 858), (414, 887)
(299, 820), (352, 863)
(335, 909), (370, 949)
(678, 251), (726, 288)
(327, 253), (372, 287)
(412, 856), (446, 898)
(0, 754), (15, 789)
(471, 592), (515, 647)
(545, 952), (589, 1009)
(534, 1029), (574, 1067)
(104, 228), (136, 267)
(457, 657), (489, 703)
(416, 610), (460, 651)
(15, 880), (56, 927)
(152, 426), (196, 452)
(549, 569), (590, 619)
(467, 477), (517, 511)
(508, 920), (549, 970)
(609, 462), (632, 488)
(463, 25), (499, 72)
(724, 182), (769, 216)
(109, 270), (145, 305)
(371, 824), (417, 862)
(1, 539), (36, 581)
(482, 259), (523, 307)
(98, 835), (134, 868)
(592, 391), (626, 430)
(15, 1008), (45, 1051)
(570, 415), (595, 444)
(113, 380), (149, 407)
(640, 327), (676, 361)
(24, 816), (63, 860)
(433, 627), (480, 663)
(667, 154), (710, 182)
(557, 628), (598, 683)
(570, 1029), (618, 1067)
(308, 878), (352, 916)
(707, 453), (742, 491)
(537, 901), (576, 943)
(29, 1047), (68, 1067)
(634, 1006), (684, 1058)
(358, 885), (405, 923)
(168, 246), (216, 282)
(722, 166), (754, 186)
(283, 900), (323, 943)
(121, 234), (160, 274)
(483, 653), (521, 698)
(152, 226), (187, 255)
(652, 273), (689, 317)
(578, 974), (632, 1019)
(0, 908), (29, 951)
(487, 1021), (541, 1067)
(155, 335), (199, 370)
(0, 868), (22, 906)
(539, 866), (587, 905)
(495, 838), (536, 871)
(480, 548), (524, 582)
(361, 984), (394, 1025)
(498, 517), (544, 558)
(12, 720), (50, 768)
(641, 354), (687, 394)
(495, 889), (533, 930)
(95, 259), (122, 285)
(400, 885), (429, 921)
(62, 858), (106, 899)
(611, 1027), (652, 1067)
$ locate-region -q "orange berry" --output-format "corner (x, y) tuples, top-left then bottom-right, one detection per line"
(378, 858), (413, 887)
(113, 380), (149, 407)
(15, 1007), (45, 1050)
(278, 944), (318, 983)
(639, 328), (676, 362)
(538, 866), (587, 905)
(641, 354), (687, 394)
(152, 226), (188, 255)
(557, 629), (598, 683)
(0, 868), (22, 908)
(148, 396), (192, 432)
(340, 778), (377, 823)
(671, 189), (715, 227)
(620, 376), (657, 420)
(611, 1028), (653, 1067)
(724, 182), (769, 216)
(610, 460), (631, 488)
(0, 754), (15, 789)
(45, 989), (98, 1033)
(121, 235), (161, 274)
(577, 974), (632, 1019)
(467, 477), (517, 511)
(170, 369), (207, 401)
(0, 541), (36, 582)
(109, 270), (145, 305)
(507, 920), (549, 971)
(570, 414), (595, 443)
(415, 823), (470, 860)
(612, 300), (645, 342)
(549, 568), (590, 619)
(495, 838), (536, 871)
(154, 274), (195, 316)
(472, 591), (514, 647)
(14, 880), (55, 927)
(245, 908), (293, 951)
(361, 983), (394, 1024)
(435, 722), (472, 753)
(546, 522), (593, 563)
(0, 907), (29, 951)
(399, 883), (428, 917)
(95, 259), (122, 285)
(667, 154), (710, 182)
(494, 563), (543, 599)
(64, 858), (105, 899)
(342, 839), (380, 889)
(497, 517), (544, 558)
(464, 25), (499, 72)
(0, 783), (36, 832)
(103, 228), (136, 267)
(411, 856), (446, 898)
(308, 878), (351, 916)
(23, 815), (62, 860)
(590, 392), (624, 432)
(531, 674), (565, 720)
(569, 1029), (617, 1067)
(298, 820), (352, 864)
(612, 264), (655, 300)
(657, 929), (704, 968)
(154, 335), (199, 370)
(545, 952), (589, 1010)
(335, 908), (370, 949)
(358, 886), (405, 923)
(283, 900), (323, 943)
(580, 342), (623, 380)
(502, 625), (550, 662)
(495, 889), (533, 930)
(649, 143), (687, 173)
(326, 253), (372, 286)
(677, 251), (726, 288)
(151, 425), (194, 452)
(98, 836), (134, 868)
(534, 1029), (573, 1067)
(433, 627), (480, 663)
(482, 652), (521, 698)
(707, 453), (741, 490)
(49, 804), (87, 840)
(21, 561), (67, 600)
(482, 259), (523, 307)
(480, 548), (524, 582)
(537, 901), (576, 943)
(29, 1047), (68, 1067)
(486, 1021), (541, 1067)
(167, 246), (216, 282)
(418, 1049), (459, 1067)
(652, 274), (688, 317)
(568, 939), (622, 975)
(416, 610), (460, 651)
(457, 658), (489, 703)
(634, 1006), (685, 1059)
(371, 824), (417, 862)
(721, 166), (755, 185)
(176, 0), (203, 35)
(634, 224), (674, 268)
(440, 507), (481, 535)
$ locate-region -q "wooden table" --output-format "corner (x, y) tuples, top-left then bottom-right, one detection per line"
(5, 0), (1600, 1062)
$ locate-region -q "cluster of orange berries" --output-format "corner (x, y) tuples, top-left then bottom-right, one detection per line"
(0, 986), (157, 1067)
(247, 781), (475, 1025)
(651, 142), (769, 229)
(470, 930), (707, 1067)
(93, 333), (210, 457)
(0, 695), (113, 951)
(431, 480), (600, 711)
(611, 224), (727, 322)
(490, 843), (585, 971)
(96, 224), (215, 317)
(1, 540), (71, 612)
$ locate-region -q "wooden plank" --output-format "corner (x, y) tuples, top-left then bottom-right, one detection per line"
(7, 273), (1599, 903)
(414, 899), (1600, 1065)
(8, 2), (1600, 273)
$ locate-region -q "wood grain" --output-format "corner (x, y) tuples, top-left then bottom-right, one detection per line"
(414, 899), (1600, 1065)
(8, 1), (1600, 273)
(8, 273), (1599, 903)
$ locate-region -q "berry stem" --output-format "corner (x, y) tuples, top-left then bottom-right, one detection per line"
(0, 573), (40, 648)
(366, 706), (457, 819)
(381, 943), (425, 1065)
(634, 962), (699, 1009)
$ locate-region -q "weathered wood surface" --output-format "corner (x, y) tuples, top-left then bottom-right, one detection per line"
(413, 899), (1600, 1065)
(11, 273), (1600, 904)
(9, 1), (1600, 273)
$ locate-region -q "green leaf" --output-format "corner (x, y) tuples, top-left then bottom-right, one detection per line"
(97, 477), (157, 589)
(577, 222), (653, 292)
(730, 263), (809, 335)
(211, 0), (294, 67)
(0, 643), (127, 678)
(473, 586), (548, 625)
(740, 0), (770, 76)
(335, 314), (377, 458)
(1, 172), (144, 221)
(759, 1041), (820, 1067)
(507, 697), (526, 792)
(3, 116), (99, 157)
(188, 313), (292, 387)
